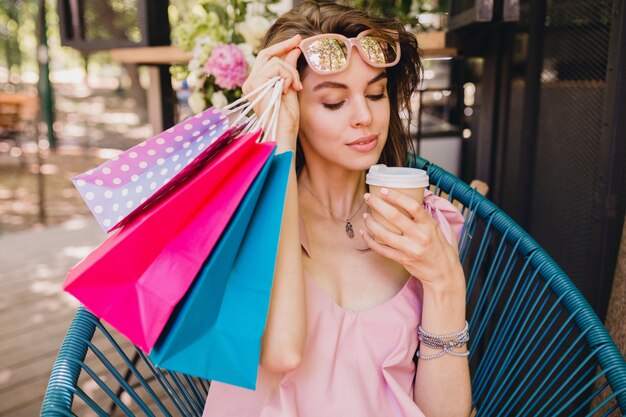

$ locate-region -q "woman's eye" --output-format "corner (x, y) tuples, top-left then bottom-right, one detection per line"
(323, 101), (344, 110)
(368, 93), (386, 101)
(322, 93), (385, 110)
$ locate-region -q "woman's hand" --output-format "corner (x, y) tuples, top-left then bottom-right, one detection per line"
(359, 188), (465, 292)
(242, 34), (303, 151)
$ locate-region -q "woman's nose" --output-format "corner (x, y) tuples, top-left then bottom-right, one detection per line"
(350, 97), (373, 128)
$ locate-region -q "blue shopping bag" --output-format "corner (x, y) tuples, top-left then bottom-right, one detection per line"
(150, 151), (292, 390)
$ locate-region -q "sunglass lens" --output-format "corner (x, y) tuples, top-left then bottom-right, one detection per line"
(360, 35), (398, 65)
(305, 38), (348, 73)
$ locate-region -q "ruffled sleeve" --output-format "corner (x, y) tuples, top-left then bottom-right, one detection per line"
(423, 189), (465, 246)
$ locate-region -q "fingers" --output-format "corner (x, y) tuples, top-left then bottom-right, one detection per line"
(374, 188), (430, 222)
(283, 48), (303, 90)
(359, 227), (404, 264)
(271, 56), (302, 94)
(256, 34), (301, 64)
(244, 35), (303, 97)
(363, 192), (416, 233)
(365, 188), (445, 252)
(284, 47), (302, 68)
(362, 212), (405, 248)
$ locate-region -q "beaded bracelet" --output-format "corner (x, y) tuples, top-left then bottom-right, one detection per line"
(415, 321), (470, 360)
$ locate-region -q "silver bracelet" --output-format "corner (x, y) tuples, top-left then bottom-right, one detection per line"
(419, 321), (469, 340)
(416, 349), (470, 360)
(415, 321), (470, 360)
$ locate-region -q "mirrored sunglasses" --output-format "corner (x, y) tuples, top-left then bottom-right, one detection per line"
(298, 29), (401, 75)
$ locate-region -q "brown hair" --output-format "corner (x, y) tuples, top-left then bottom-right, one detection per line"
(261, 0), (423, 174)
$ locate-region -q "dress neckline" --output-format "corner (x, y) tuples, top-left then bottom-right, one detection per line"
(304, 272), (413, 316)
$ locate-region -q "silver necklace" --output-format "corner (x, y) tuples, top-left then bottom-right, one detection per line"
(299, 182), (366, 239)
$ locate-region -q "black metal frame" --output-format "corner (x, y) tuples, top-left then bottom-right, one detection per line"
(57, 0), (170, 50)
(451, 0), (625, 319)
(155, 65), (176, 131)
(516, 0), (546, 230)
(590, 0), (626, 320)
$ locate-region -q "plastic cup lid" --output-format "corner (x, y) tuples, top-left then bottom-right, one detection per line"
(365, 164), (429, 188)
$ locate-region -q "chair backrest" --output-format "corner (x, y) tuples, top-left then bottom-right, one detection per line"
(42, 156), (626, 416)
(409, 156), (626, 416)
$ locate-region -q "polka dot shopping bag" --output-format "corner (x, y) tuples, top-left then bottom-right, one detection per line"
(73, 106), (237, 233)
(72, 76), (282, 233)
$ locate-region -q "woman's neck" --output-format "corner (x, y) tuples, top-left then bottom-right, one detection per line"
(298, 164), (367, 220)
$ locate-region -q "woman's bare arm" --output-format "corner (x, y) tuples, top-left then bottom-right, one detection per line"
(259, 152), (307, 373)
(413, 278), (472, 417)
(241, 35), (307, 373)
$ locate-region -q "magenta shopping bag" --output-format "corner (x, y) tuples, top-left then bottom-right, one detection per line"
(64, 130), (276, 352)
(72, 106), (249, 233)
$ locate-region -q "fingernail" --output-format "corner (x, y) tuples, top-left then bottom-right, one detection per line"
(380, 187), (389, 196)
(364, 193), (371, 201)
(362, 213), (368, 219)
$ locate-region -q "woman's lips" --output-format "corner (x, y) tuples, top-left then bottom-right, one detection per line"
(347, 136), (378, 153)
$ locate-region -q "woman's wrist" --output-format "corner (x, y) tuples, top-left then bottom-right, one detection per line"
(419, 285), (467, 336)
(419, 268), (466, 332)
(420, 266), (466, 297)
(275, 129), (298, 153)
(421, 282), (465, 309)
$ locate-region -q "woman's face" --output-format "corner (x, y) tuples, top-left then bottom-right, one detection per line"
(297, 51), (391, 172)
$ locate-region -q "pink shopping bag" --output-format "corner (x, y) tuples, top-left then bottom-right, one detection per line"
(72, 106), (249, 233)
(63, 129), (275, 352)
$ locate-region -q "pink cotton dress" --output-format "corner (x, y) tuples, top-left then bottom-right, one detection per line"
(202, 190), (464, 417)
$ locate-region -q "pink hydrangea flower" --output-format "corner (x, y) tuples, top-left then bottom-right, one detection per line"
(204, 44), (248, 90)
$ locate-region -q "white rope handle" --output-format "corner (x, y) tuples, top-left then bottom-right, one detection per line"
(209, 76), (285, 143)
(228, 80), (277, 128)
(241, 77), (284, 142)
(265, 79), (284, 143)
(240, 80), (279, 132)
(223, 76), (280, 112)
(252, 78), (283, 139)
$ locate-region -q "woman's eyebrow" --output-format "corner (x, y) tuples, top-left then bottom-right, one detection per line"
(312, 71), (387, 92)
(368, 71), (387, 84)
(313, 81), (347, 91)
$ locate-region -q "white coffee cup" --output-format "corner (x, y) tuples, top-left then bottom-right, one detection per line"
(365, 164), (430, 233)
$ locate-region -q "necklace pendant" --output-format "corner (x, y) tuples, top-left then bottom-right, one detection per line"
(345, 220), (354, 239)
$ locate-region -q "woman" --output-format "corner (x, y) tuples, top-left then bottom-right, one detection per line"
(203, 1), (471, 416)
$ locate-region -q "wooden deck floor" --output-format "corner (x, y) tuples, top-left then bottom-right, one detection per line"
(0, 217), (106, 416)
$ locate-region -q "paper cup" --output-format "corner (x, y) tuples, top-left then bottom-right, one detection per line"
(365, 164), (429, 233)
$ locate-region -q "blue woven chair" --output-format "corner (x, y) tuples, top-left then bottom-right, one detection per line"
(42, 156), (626, 416)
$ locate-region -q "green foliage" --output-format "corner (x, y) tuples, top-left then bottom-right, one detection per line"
(0, 0), (87, 84)
(339, 0), (447, 27)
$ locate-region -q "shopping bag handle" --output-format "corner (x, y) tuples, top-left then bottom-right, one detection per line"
(219, 76), (285, 143)
(223, 76), (280, 117)
(265, 78), (283, 142)
(247, 78), (283, 142)
(223, 76), (280, 110)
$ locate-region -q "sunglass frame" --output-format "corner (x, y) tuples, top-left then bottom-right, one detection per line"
(298, 29), (401, 75)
